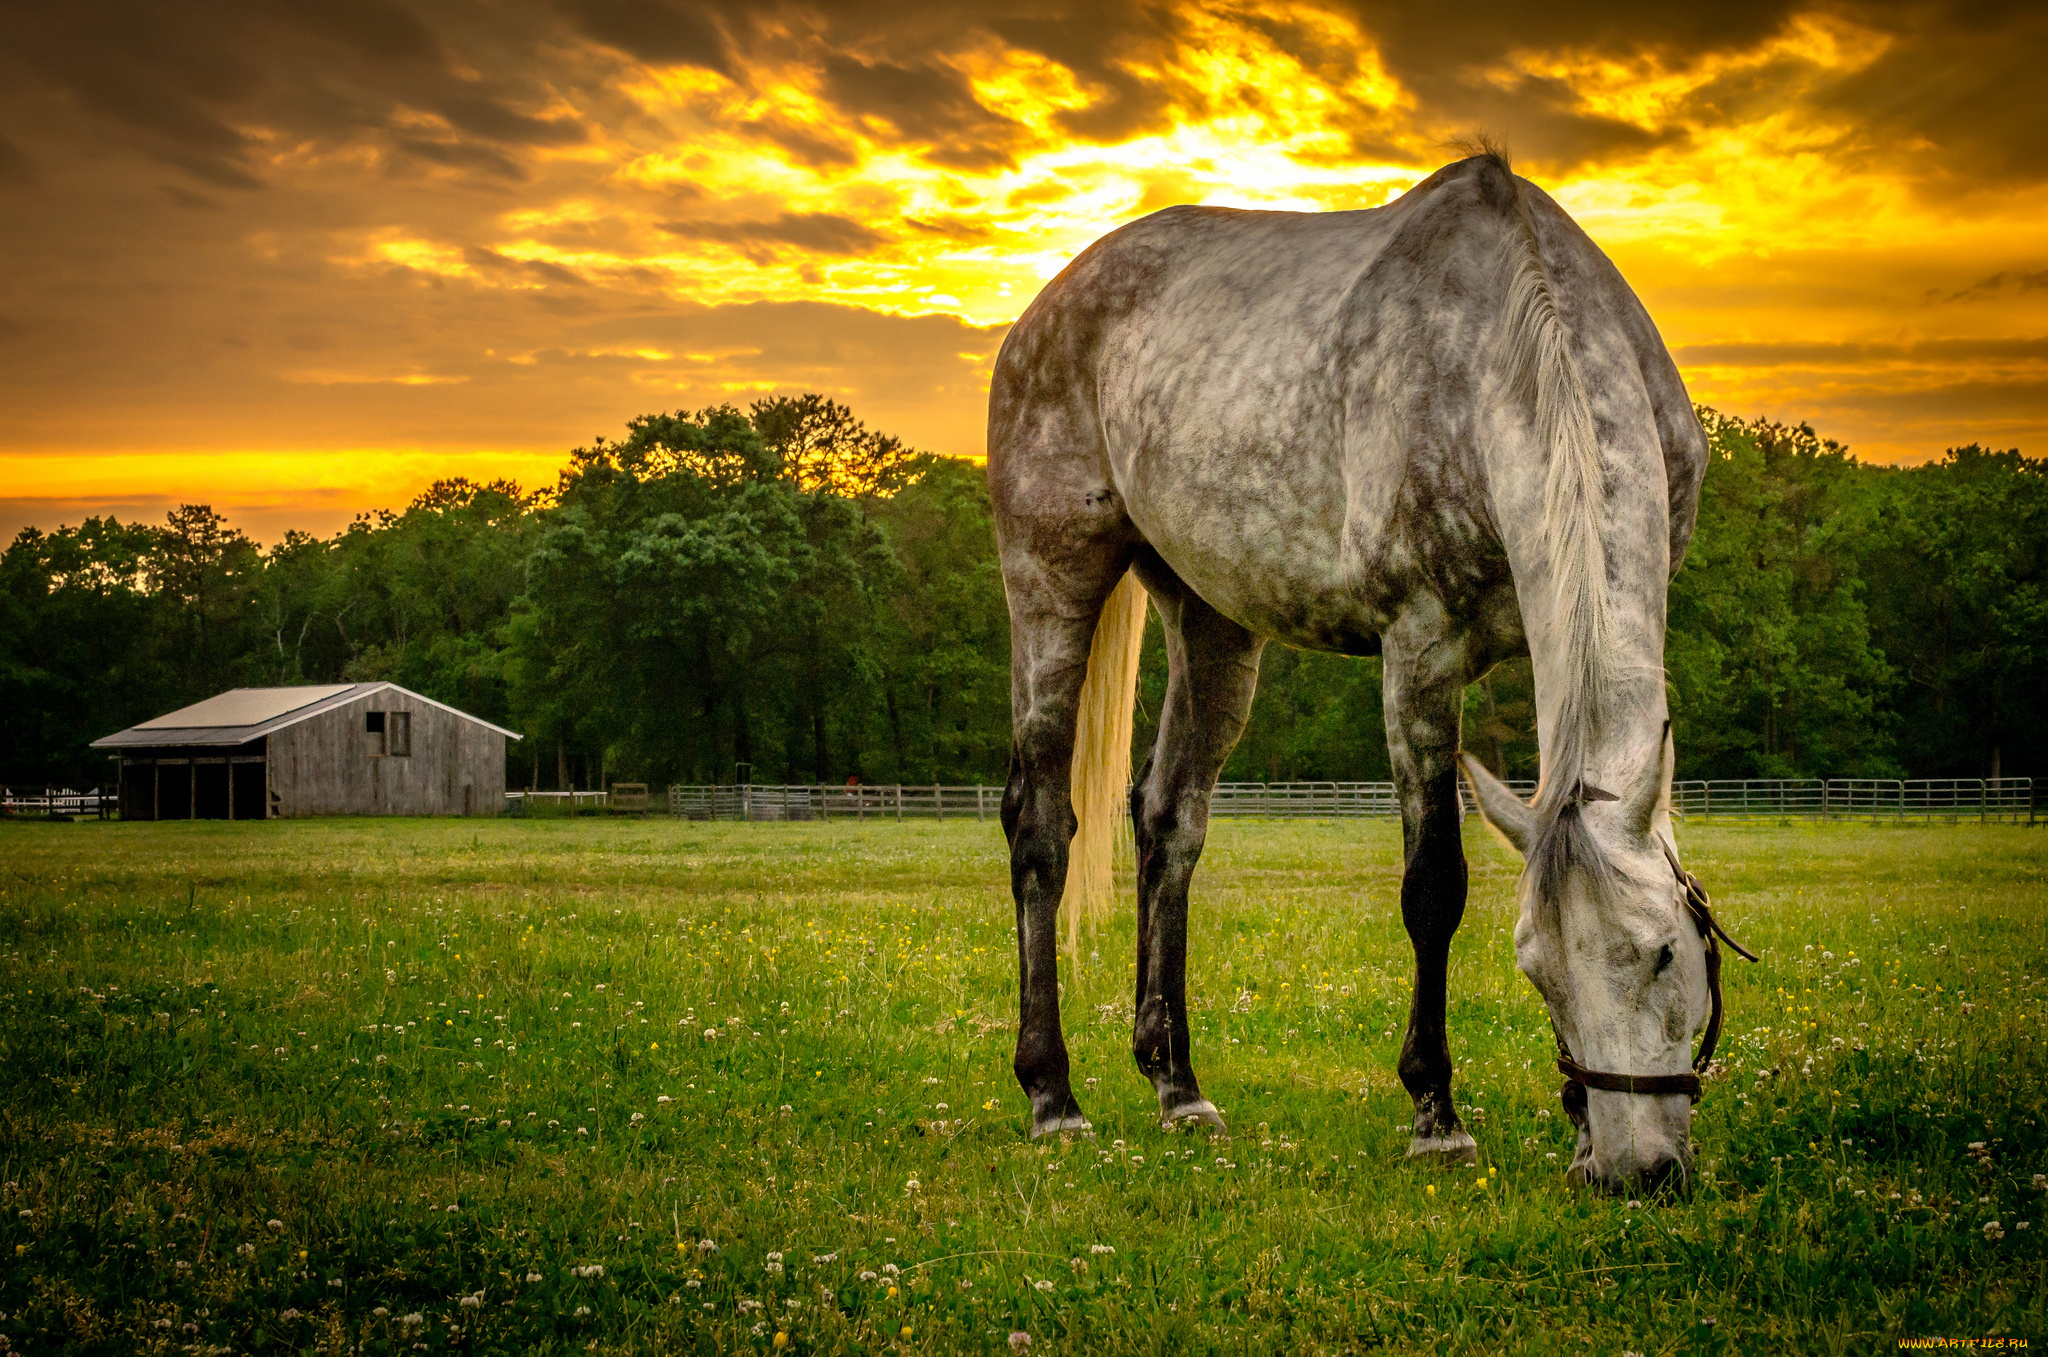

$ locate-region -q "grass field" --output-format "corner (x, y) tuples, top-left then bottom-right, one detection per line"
(0, 815), (2043, 1355)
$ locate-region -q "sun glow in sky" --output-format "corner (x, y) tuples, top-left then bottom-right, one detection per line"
(3, 0), (2045, 541)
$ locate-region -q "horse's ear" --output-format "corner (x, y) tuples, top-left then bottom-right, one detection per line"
(1625, 720), (1676, 839)
(1460, 753), (1533, 856)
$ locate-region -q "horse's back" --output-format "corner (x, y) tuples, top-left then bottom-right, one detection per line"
(987, 156), (1704, 650)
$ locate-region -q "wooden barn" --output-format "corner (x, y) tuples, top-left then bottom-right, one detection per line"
(92, 683), (520, 820)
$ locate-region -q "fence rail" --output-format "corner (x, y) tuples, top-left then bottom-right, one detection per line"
(1672, 778), (2034, 822)
(667, 783), (1001, 822)
(509, 777), (2033, 824)
(2, 785), (114, 819)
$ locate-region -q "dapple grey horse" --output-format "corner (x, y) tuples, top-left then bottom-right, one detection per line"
(987, 151), (1718, 1194)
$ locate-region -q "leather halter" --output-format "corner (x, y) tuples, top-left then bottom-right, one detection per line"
(1554, 844), (1759, 1115)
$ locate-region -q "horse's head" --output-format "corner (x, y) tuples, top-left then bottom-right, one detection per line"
(1461, 733), (1709, 1196)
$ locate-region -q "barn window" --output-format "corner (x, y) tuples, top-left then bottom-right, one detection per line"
(365, 710), (386, 756)
(389, 711), (412, 757)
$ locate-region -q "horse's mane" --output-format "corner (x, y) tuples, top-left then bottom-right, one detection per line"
(1481, 145), (1616, 895)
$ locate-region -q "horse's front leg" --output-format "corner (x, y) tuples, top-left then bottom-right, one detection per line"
(1384, 611), (1479, 1164)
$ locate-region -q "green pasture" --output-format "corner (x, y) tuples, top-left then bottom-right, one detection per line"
(0, 816), (2042, 1355)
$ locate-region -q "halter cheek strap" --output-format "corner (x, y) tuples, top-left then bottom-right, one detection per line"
(1555, 850), (1758, 1112)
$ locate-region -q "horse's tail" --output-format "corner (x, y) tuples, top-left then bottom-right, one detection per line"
(1489, 150), (1611, 813)
(1060, 569), (1148, 946)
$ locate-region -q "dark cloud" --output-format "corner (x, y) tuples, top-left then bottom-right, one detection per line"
(659, 212), (890, 257)
(159, 184), (226, 210)
(396, 137), (528, 181)
(436, 95), (587, 146)
(289, 0), (448, 65)
(988, 11), (1185, 146)
(0, 134), (35, 187)
(554, 0), (731, 73)
(818, 53), (1025, 169)
(740, 116), (861, 169)
(1818, 2), (2048, 182)
(1941, 270), (2048, 304)
(465, 245), (588, 286)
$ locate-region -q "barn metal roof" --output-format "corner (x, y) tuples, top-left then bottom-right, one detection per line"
(133, 684), (357, 730)
(92, 682), (523, 749)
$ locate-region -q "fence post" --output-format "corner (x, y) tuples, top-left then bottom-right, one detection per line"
(895, 784), (902, 822)
(934, 783), (943, 822)
(976, 785), (986, 822)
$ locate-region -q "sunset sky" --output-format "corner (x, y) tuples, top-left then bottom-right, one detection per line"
(3, 0), (2045, 542)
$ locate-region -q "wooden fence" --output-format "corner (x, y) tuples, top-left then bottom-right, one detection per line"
(617, 777), (2035, 824)
(1, 785), (114, 819)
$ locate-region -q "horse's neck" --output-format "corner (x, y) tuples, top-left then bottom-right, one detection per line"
(1519, 508), (1671, 804)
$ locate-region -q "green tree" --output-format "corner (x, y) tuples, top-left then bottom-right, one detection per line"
(1666, 411), (1895, 778)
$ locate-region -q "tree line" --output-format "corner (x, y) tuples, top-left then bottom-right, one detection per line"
(4, 399), (2042, 790)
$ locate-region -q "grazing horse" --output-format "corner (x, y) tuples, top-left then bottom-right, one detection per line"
(988, 151), (1719, 1194)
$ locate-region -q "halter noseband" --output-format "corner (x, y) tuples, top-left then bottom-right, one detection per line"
(1554, 844), (1758, 1115)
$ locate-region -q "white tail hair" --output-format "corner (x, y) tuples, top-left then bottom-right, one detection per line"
(1061, 569), (1148, 947)
(1496, 162), (1610, 811)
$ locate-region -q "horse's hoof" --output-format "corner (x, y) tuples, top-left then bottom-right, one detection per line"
(1029, 1112), (1092, 1139)
(1406, 1129), (1478, 1166)
(1160, 1099), (1228, 1134)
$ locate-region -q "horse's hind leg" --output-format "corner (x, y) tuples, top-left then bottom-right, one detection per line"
(1383, 604), (1480, 1164)
(1128, 555), (1264, 1132)
(999, 533), (1132, 1137)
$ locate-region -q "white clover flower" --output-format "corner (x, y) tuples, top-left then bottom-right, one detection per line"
(860, 1270), (878, 1282)
(1010, 1333), (1033, 1352)
(373, 1307), (390, 1317)
(574, 1305), (591, 1317)
(882, 1263), (900, 1276)
(1089, 1244), (1114, 1255)
(631, 1112), (645, 1123)
(525, 1272), (542, 1283)
(267, 1219), (284, 1232)
(1034, 1279), (1055, 1292)
(401, 1313), (424, 1329)
(237, 1243), (256, 1257)
(698, 1239), (719, 1253)
(704, 1029), (720, 1040)
(1984, 1220), (2006, 1241)
(813, 1253), (838, 1263)
(459, 1293), (483, 1309)
(657, 1095), (673, 1104)
(903, 1179), (921, 1192)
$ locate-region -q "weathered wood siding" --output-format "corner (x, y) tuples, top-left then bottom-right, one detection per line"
(266, 690), (506, 817)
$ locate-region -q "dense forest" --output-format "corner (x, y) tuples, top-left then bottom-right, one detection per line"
(4, 399), (2042, 790)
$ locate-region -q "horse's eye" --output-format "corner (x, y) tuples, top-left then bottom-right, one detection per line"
(1652, 943), (1675, 977)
